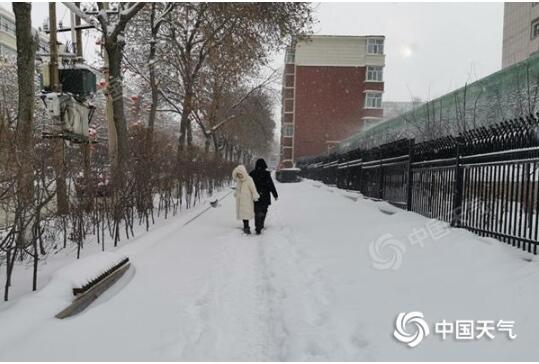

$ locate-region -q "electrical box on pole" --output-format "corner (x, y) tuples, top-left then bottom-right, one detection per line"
(39, 4), (99, 145)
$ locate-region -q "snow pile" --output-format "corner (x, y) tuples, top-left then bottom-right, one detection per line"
(56, 252), (128, 295)
(0, 252), (128, 356)
(1, 252), (128, 313)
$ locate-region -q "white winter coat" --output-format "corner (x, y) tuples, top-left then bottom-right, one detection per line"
(232, 165), (260, 220)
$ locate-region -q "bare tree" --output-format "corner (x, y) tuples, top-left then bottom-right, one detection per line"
(65, 2), (145, 188)
(157, 3), (313, 157)
(5, 2), (37, 301)
(2, 3), (313, 301)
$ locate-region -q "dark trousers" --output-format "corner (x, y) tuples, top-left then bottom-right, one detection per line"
(254, 204), (268, 231)
(243, 219), (250, 229)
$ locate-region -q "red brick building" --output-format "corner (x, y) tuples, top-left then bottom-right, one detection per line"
(280, 35), (385, 167)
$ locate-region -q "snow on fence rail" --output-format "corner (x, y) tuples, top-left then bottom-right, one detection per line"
(298, 113), (539, 254)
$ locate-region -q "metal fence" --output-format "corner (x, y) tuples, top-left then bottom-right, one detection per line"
(297, 114), (539, 254)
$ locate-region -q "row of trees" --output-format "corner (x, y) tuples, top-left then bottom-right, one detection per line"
(0, 2), (314, 301)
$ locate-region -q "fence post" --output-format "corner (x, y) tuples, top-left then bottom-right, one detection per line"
(378, 150), (384, 199)
(451, 137), (465, 227)
(406, 138), (415, 211)
(357, 161), (363, 192)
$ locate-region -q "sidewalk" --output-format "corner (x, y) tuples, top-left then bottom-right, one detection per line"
(0, 180), (538, 360)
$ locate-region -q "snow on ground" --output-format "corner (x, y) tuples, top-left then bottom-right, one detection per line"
(0, 192), (217, 305)
(1, 179), (539, 360)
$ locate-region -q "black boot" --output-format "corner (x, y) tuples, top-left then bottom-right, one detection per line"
(260, 214), (266, 230)
(255, 205), (268, 232)
(243, 220), (251, 234)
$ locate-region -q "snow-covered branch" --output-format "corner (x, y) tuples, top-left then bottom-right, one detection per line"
(61, 2), (96, 26)
(110, 3), (146, 39)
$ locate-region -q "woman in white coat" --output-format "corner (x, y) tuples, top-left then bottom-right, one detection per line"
(232, 165), (260, 234)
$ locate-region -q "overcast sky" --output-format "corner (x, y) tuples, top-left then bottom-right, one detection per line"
(8, 2), (504, 102)
(274, 2), (504, 102)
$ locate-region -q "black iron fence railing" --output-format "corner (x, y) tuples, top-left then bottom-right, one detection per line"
(297, 113), (539, 254)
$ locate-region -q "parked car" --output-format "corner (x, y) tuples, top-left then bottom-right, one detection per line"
(275, 168), (301, 183)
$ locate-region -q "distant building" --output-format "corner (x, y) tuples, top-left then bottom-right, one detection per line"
(0, 6), (16, 57)
(502, 2), (539, 68)
(279, 35), (385, 167)
(0, 6), (48, 58)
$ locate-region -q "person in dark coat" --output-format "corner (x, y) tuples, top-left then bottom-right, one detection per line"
(249, 158), (278, 235)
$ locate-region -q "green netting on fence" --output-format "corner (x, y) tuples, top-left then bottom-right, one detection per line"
(336, 52), (539, 153)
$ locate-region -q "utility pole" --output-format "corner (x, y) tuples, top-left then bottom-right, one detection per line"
(75, 3), (83, 60)
(101, 2), (118, 182)
(71, 2), (92, 211)
(49, 2), (69, 215)
(48, 3), (59, 92)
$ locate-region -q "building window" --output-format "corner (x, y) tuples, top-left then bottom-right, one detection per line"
(0, 44), (16, 57)
(367, 38), (384, 55)
(532, 19), (539, 39)
(284, 73), (294, 88)
(283, 98), (294, 113)
(365, 92), (382, 109)
(282, 124), (294, 137)
(285, 48), (295, 64)
(366, 66), (383, 82)
(0, 16), (15, 35)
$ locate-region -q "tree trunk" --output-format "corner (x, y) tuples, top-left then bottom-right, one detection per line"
(53, 140), (69, 214)
(212, 134), (219, 157)
(4, 247), (17, 301)
(32, 232), (38, 291)
(13, 3), (36, 262)
(81, 143), (92, 211)
(13, 2), (35, 204)
(105, 40), (128, 189)
(147, 3), (158, 151)
(204, 135), (211, 155)
(177, 85), (193, 158)
(49, 3), (69, 215)
(73, 2), (92, 213)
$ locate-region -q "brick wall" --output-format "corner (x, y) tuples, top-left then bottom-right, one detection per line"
(293, 65), (383, 159)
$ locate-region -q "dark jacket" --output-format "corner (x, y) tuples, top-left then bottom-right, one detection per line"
(250, 159), (278, 206)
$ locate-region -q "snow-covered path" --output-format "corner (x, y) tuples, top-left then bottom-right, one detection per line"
(1, 180), (539, 360)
